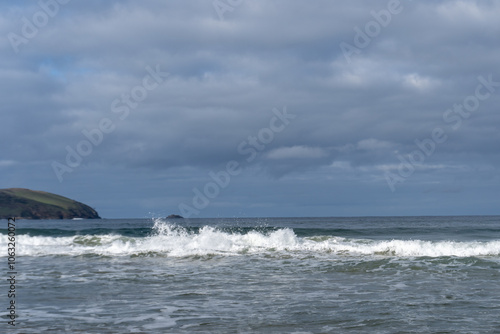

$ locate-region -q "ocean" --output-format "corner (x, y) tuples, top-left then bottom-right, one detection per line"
(2, 216), (500, 333)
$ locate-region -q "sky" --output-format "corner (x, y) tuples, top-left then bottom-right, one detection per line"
(1, 0), (500, 218)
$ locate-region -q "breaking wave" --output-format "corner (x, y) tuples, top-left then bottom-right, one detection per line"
(2, 220), (500, 258)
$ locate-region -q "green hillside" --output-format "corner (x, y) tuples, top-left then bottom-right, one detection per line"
(0, 188), (100, 220)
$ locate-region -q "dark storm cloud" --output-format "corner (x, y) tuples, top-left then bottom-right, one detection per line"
(1, 0), (500, 217)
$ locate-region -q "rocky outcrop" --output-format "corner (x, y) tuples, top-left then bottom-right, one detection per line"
(0, 188), (101, 220)
(166, 214), (184, 219)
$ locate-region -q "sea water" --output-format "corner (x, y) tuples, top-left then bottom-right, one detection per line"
(2, 216), (500, 333)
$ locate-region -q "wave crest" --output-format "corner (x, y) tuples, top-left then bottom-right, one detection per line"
(2, 220), (500, 258)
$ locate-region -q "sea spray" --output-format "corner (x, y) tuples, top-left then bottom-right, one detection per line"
(4, 217), (500, 332)
(2, 221), (500, 258)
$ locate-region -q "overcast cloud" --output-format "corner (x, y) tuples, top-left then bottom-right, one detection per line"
(1, 0), (499, 218)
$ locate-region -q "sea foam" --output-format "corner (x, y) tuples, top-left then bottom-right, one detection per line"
(2, 220), (500, 258)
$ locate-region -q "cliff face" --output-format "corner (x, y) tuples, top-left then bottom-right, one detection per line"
(0, 188), (101, 220)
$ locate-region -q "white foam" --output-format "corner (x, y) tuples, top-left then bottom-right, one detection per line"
(2, 220), (500, 258)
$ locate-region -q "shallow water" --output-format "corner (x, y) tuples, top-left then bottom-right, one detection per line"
(3, 216), (500, 333)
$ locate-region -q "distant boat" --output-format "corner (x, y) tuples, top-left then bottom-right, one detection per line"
(72, 218), (84, 220)
(166, 214), (183, 219)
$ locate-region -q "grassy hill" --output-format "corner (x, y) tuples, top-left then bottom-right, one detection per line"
(0, 188), (100, 220)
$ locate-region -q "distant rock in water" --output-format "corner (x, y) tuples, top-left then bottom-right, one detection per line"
(166, 214), (184, 219)
(0, 188), (101, 220)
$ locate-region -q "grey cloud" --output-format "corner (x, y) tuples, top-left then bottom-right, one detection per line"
(1, 0), (500, 217)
